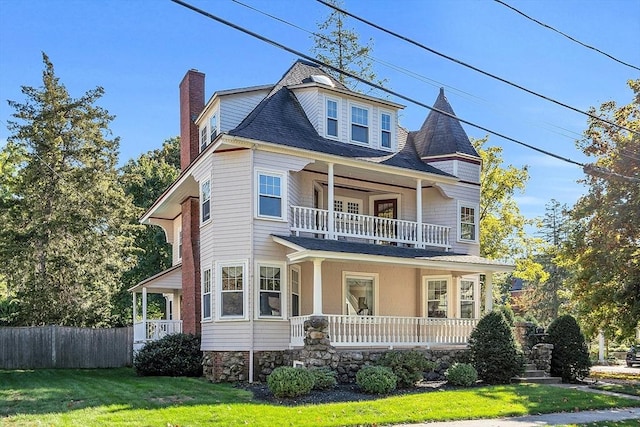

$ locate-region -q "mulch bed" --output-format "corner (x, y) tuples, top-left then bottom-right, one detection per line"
(237, 380), (452, 406)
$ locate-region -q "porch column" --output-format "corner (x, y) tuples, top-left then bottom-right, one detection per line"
(142, 287), (148, 327)
(484, 272), (493, 313)
(312, 258), (325, 315)
(327, 163), (335, 240)
(132, 291), (138, 322)
(416, 178), (423, 248)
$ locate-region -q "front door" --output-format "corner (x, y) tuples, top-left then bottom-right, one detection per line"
(374, 199), (397, 243)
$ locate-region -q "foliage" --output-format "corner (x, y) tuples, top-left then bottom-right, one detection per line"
(308, 367), (337, 390)
(546, 315), (591, 382)
(133, 333), (203, 377)
(560, 79), (640, 341)
(2, 369), (637, 426)
(468, 311), (524, 384)
(312, 0), (384, 91)
(266, 366), (314, 398)
(496, 304), (515, 326)
(114, 137), (180, 325)
(377, 350), (434, 388)
(0, 53), (138, 327)
(445, 363), (478, 387)
(355, 365), (397, 394)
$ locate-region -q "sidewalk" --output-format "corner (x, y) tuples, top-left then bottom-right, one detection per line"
(393, 384), (640, 426)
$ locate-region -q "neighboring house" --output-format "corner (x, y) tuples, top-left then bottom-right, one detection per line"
(129, 60), (513, 381)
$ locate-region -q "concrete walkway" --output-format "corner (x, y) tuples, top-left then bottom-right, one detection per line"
(392, 383), (640, 426)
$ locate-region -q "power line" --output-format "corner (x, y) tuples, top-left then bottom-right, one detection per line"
(315, 0), (639, 137)
(494, 0), (640, 72)
(171, 0), (584, 167)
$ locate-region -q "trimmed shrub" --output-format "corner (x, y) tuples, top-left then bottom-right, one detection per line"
(309, 367), (337, 390)
(445, 363), (478, 387)
(546, 315), (591, 382)
(267, 366), (314, 398)
(133, 333), (202, 377)
(377, 350), (435, 388)
(468, 311), (524, 384)
(356, 365), (397, 394)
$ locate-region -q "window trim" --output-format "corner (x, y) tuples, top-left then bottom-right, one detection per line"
(423, 275), (452, 318)
(457, 201), (479, 243)
(201, 179), (211, 224)
(459, 275), (479, 319)
(325, 97), (339, 139)
(380, 110), (393, 150)
(216, 260), (248, 321)
(256, 261), (287, 320)
(200, 124), (208, 152)
(209, 111), (218, 143)
(255, 169), (288, 221)
(349, 103), (370, 145)
(202, 267), (212, 320)
(342, 271), (379, 316)
(290, 265), (301, 317)
(178, 228), (183, 260)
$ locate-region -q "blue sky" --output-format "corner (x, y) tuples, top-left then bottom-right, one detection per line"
(1, 0), (638, 223)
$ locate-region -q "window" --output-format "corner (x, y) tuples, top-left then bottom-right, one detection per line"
(344, 274), (376, 316)
(459, 202), (478, 242)
(210, 113), (218, 143)
(427, 279), (448, 318)
(290, 266), (300, 317)
(351, 105), (369, 143)
(257, 171), (285, 219)
(334, 197), (361, 214)
(202, 268), (212, 319)
(460, 279), (475, 319)
(200, 125), (208, 152)
(178, 229), (182, 259)
(259, 265), (282, 318)
(219, 263), (245, 318)
(201, 180), (211, 222)
(326, 99), (338, 138)
(381, 112), (391, 148)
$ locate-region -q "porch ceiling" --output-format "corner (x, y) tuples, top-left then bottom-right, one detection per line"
(272, 235), (514, 274)
(128, 264), (182, 294)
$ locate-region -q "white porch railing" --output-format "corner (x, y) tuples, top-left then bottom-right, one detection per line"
(290, 315), (477, 348)
(133, 320), (182, 342)
(290, 206), (451, 250)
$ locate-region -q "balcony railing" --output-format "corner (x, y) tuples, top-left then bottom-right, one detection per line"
(133, 320), (182, 342)
(290, 315), (477, 348)
(290, 206), (451, 250)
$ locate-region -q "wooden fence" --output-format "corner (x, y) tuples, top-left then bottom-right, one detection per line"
(0, 326), (133, 369)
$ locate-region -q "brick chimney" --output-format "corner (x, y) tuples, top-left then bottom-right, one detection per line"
(179, 69), (205, 335)
(179, 69), (205, 170)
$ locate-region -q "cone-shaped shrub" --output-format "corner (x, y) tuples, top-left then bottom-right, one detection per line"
(546, 315), (591, 382)
(468, 311), (524, 384)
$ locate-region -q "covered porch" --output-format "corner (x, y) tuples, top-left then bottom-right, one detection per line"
(128, 264), (183, 350)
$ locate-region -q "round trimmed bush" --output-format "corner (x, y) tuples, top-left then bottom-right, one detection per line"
(377, 350), (435, 388)
(468, 311), (524, 384)
(356, 365), (397, 394)
(267, 366), (314, 398)
(546, 315), (591, 382)
(133, 333), (202, 377)
(445, 363), (478, 387)
(309, 367), (337, 390)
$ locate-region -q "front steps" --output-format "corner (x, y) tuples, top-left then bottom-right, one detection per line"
(513, 364), (562, 384)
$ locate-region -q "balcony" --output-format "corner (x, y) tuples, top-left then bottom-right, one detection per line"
(290, 206), (451, 250)
(291, 315), (477, 348)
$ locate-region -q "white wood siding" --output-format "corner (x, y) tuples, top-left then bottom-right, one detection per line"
(457, 161), (481, 184)
(428, 160), (455, 176)
(220, 91), (269, 133)
(201, 322), (252, 351)
(293, 88), (320, 132)
(253, 322), (290, 350)
(172, 215), (182, 265)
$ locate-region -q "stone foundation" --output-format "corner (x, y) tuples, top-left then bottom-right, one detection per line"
(203, 351), (249, 382)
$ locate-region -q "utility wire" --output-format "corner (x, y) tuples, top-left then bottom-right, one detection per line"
(315, 0), (639, 137)
(171, 0), (583, 167)
(494, 0), (640, 72)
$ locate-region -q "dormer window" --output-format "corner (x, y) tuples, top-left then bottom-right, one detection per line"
(326, 99), (338, 138)
(210, 113), (218, 143)
(351, 105), (369, 144)
(200, 125), (208, 152)
(381, 112), (391, 149)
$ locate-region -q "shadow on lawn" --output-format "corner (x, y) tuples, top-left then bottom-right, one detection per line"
(0, 368), (252, 418)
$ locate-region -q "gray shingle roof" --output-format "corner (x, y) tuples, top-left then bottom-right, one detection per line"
(410, 88), (479, 159)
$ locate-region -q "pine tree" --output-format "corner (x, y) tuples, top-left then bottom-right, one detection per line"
(0, 53), (137, 327)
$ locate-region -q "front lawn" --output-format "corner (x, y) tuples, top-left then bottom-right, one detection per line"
(1, 369), (638, 426)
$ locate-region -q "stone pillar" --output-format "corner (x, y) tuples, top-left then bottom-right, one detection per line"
(531, 343), (554, 374)
(299, 315), (338, 369)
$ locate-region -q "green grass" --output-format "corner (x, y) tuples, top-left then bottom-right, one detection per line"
(591, 383), (640, 397)
(564, 421), (640, 427)
(1, 369), (639, 426)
